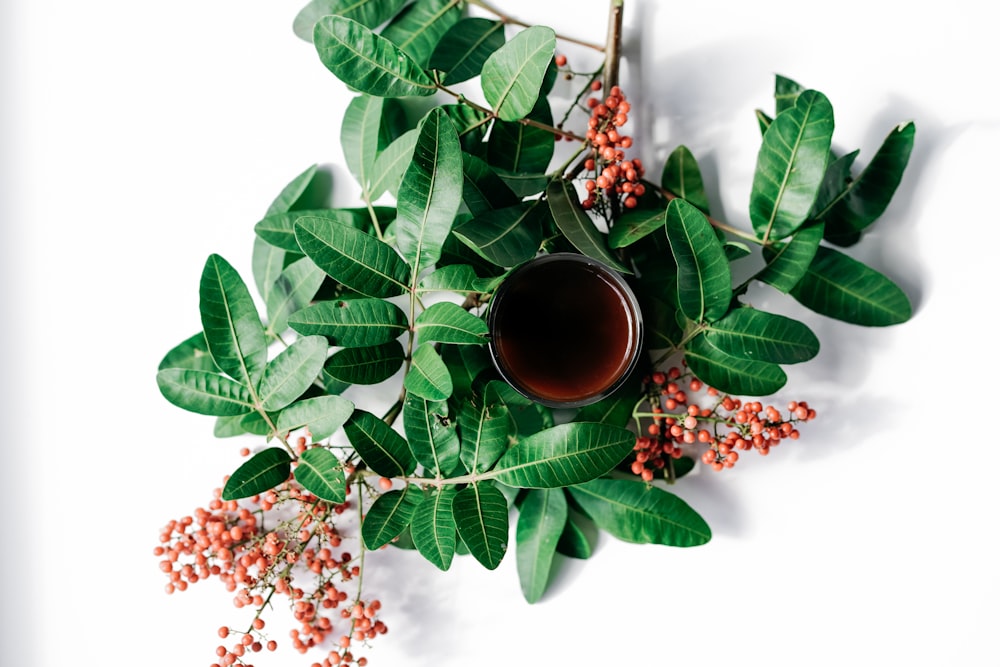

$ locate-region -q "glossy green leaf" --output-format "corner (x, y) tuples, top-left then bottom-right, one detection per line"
(252, 237), (297, 305)
(341, 94), (384, 194)
(258, 335), (328, 411)
(790, 245), (912, 326)
(404, 343), (453, 401)
(295, 447), (347, 503)
(774, 74), (804, 114)
(516, 488), (567, 603)
(396, 107), (463, 275)
(497, 171), (549, 197)
(440, 343), (491, 400)
(264, 256), (326, 337)
(293, 0), (408, 42)
(453, 482), (509, 570)
(440, 103), (490, 153)
(294, 216), (410, 298)
(200, 254), (268, 388)
(314, 16), (437, 97)
(556, 512), (593, 559)
(222, 448), (292, 500)
(370, 128), (418, 200)
(343, 409), (417, 477)
(453, 201), (545, 268)
(265, 163), (320, 215)
(414, 301), (488, 344)
(492, 422), (634, 488)
(572, 372), (642, 428)
(821, 122), (916, 244)
(239, 411), (273, 436)
(661, 145), (711, 214)
(158, 332), (218, 373)
(417, 264), (489, 294)
(462, 153), (520, 217)
(379, 0), (462, 68)
(664, 198), (732, 322)
(403, 395), (460, 474)
(811, 150), (859, 221)
(458, 396), (510, 474)
(323, 340), (405, 384)
(684, 333), (787, 396)
(362, 485), (423, 550)
(156, 368), (254, 416)
(750, 89), (834, 242)
(214, 415), (248, 438)
(704, 308), (819, 364)
(429, 17), (505, 84)
(546, 179), (630, 273)
(480, 25), (555, 121)
(758, 221), (824, 293)
(288, 298), (408, 347)
(275, 395), (355, 441)
(410, 486), (457, 569)
(568, 478), (711, 547)
(608, 204), (667, 249)
(486, 98), (555, 174)
(256, 208), (369, 252)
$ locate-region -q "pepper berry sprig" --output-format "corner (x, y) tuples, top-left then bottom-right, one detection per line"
(627, 366), (817, 482)
(579, 83), (647, 213)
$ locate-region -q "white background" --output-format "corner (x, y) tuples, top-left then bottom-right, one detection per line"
(5, 0), (999, 666)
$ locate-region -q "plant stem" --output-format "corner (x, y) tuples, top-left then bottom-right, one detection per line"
(603, 0), (624, 93)
(435, 82), (587, 142)
(467, 0), (606, 51)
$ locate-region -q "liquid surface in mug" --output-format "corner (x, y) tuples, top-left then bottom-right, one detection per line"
(491, 258), (638, 403)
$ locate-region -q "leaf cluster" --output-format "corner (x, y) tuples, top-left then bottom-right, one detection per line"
(156, 1), (915, 603)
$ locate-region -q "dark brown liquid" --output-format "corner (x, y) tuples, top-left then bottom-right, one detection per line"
(490, 256), (640, 404)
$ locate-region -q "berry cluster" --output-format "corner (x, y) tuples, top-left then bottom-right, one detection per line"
(629, 366), (816, 480)
(579, 84), (646, 212)
(155, 438), (387, 667)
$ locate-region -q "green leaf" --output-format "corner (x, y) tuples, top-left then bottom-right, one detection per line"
(608, 204), (667, 249)
(790, 245), (912, 326)
(516, 488), (567, 603)
(480, 25), (555, 121)
(403, 395), (460, 475)
(258, 335), (328, 411)
(664, 198), (732, 322)
(362, 485), (423, 550)
(343, 409), (417, 477)
(546, 179), (630, 273)
(314, 15), (437, 97)
(684, 333), (787, 396)
(222, 448), (292, 500)
(704, 308), (819, 364)
(453, 201), (545, 267)
(486, 98), (555, 174)
(774, 74), (804, 114)
(265, 163), (320, 215)
(822, 122), (916, 244)
(749, 89), (835, 242)
(410, 486), (458, 569)
(156, 368), (254, 416)
(294, 216), (410, 298)
(492, 422), (634, 488)
(417, 264), (488, 294)
(288, 297), (408, 347)
(429, 17), (505, 84)
(404, 343), (453, 401)
(275, 395), (355, 441)
(453, 482), (509, 570)
(293, 0), (409, 42)
(572, 372), (642, 428)
(370, 128), (419, 200)
(323, 340), (405, 385)
(295, 447), (347, 503)
(568, 478), (711, 547)
(661, 145), (711, 214)
(341, 94), (384, 194)
(379, 0), (462, 68)
(811, 150), (859, 221)
(214, 415), (248, 438)
(462, 153), (520, 217)
(414, 301), (488, 345)
(252, 237), (298, 305)
(556, 512), (593, 559)
(255, 208), (371, 253)
(264, 256), (326, 337)
(396, 107), (463, 275)
(200, 254), (268, 388)
(458, 395), (510, 474)
(757, 221), (824, 293)
(158, 332), (218, 373)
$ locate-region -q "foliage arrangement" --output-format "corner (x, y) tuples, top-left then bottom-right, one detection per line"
(154, 1), (915, 666)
